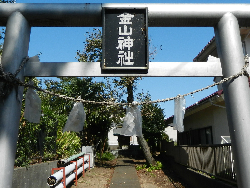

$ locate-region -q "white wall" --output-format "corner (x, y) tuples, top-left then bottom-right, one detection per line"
(184, 107), (214, 131)
(108, 127), (119, 146)
(108, 127), (139, 146)
(130, 135), (139, 145)
(212, 105), (230, 144)
(164, 126), (177, 142)
(184, 102), (230, 144)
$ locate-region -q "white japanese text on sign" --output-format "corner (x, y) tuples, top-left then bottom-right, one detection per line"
(116, 13), (134, 66)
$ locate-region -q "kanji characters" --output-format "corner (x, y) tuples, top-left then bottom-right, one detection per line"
(117, 13), (134, 24)
(116, 13), (134, 66)
(116, 36), (133, 50)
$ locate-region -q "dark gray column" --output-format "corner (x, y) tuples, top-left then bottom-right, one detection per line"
(0, 12), (30, 188)
(215, 12), (250, 188)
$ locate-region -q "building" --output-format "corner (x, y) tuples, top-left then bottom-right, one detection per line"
(108, 124), (139, 150)
(166, 27), (250, 145)
(164, 125), (177, 142)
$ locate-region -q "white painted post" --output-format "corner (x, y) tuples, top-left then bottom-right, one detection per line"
(0, 12), (30, 188)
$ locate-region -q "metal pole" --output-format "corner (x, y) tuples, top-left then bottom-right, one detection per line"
(214, 12), (250, 188)
(0, 12), (30, 188)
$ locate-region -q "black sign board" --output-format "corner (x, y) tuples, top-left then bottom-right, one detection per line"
(102, 7), (148, 73)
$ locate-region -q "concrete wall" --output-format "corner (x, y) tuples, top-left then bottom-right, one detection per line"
(12, 161), (57, 188)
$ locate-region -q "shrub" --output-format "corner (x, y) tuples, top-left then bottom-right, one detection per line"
(136, 161), (162, 172)
(96, 151), (116, 161)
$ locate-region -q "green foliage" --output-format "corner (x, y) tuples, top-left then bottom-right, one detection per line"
(147, 161), (163, 171)
(137, 92), (167, 152)
(75, 29), (124, 149)
(16, 29), (123, 167)
(14, 27), (160, 167)
(15, 75), (122, 166)
(51, 77), (123, 148)
(76, 29), (160, 165)
(16, 79), (43, 167)
(136, 161), (162, 172)
(135, 164), (147, 170)
(16, 78), (82, 166)
(56, 131), (81, 158)
(113, 77), (142, 102)
(96, 151), (116, 161)
(15, 121), (40, 167)
(76, 28), (102, 62)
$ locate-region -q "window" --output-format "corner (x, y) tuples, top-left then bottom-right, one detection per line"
(178, 126), (213, 145)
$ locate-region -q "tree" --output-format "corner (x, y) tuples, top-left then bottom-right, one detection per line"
(138, 92), (168, 152)
(76, 28), (158, 165)
(16, 78), (80, 166)
(15, 74), (120, 166)
(14, 28), (122, 166)
(76, 28), (102, 63)
(44, 77), (121, 151)
(76, 30), (124, 153)
(125, 81), (156, 166)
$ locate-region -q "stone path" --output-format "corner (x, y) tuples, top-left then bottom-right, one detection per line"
(110, 158), (141, 188)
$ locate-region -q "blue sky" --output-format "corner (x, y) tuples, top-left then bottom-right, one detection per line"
(14, 0), (249, 118)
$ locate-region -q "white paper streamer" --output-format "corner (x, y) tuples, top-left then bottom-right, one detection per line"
(121, 112), (135, 136)
(172, 96), (186, 132)
(121, 105), (142, 136)
(24, 84), (41, 123)
(63, 102), (86, 132)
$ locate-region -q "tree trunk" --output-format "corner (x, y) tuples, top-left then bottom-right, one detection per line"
(127, 79), (156, 166)
(137, 136), (156, 166)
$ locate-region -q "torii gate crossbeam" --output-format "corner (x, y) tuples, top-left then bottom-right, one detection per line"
(1, 3), (250, 27)
(1, 3), (250, 188)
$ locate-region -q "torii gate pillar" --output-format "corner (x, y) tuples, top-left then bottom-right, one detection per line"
(215, 12), (250, 188)
(0, 12), (30, 188)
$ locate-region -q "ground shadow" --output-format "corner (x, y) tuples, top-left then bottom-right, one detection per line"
(156, 153), (237, 188)
(155, 154), (191, 188)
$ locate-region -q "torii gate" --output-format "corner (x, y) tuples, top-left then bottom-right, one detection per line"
(0, 3), (250, 188)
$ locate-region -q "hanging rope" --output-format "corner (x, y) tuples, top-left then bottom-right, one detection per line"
(0, 56), (249, 106)
(0, 56), (29, 98)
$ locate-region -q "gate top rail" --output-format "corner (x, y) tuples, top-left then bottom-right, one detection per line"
(1, 3), (250, 27)
(176, 143), (231, 147)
